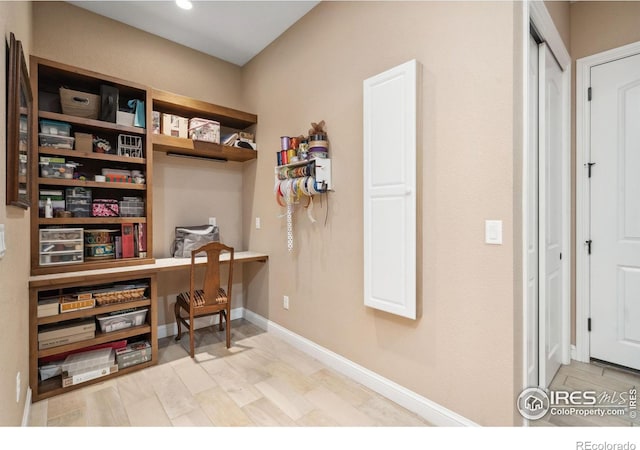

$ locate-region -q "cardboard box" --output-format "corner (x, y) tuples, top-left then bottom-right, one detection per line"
(162, 113), (188, 138)
(38, 330), (96, 350)
(116, 341), (151, 369)
(74, 132), (93, 152)
(38, 318), (96, 341)
(62, 364), (118, 388)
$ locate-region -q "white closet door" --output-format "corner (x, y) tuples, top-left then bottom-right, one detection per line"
(363, 59), (418, 319)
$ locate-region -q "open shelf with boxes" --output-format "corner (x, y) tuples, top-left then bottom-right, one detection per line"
(151, 89), (258, 162)
(29, 272), (157, 402)
(30, 56), (153, 276)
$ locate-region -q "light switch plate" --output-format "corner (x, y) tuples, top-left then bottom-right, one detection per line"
(485, 220), (503, 245)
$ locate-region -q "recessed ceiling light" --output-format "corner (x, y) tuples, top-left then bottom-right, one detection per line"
(176, 0), (193, 10)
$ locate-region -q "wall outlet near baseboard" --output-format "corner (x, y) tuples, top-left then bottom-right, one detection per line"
(283, 295), (289, 310)
(208, 217), (216, 226)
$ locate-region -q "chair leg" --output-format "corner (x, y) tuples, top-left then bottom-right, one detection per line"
(189, 325), (195, 358)
(174, 302), (182, 341)
(225, 306), (231, 349)
(218, 311), (224, 331)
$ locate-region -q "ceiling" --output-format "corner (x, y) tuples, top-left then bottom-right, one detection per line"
(68, 1), (320, 66)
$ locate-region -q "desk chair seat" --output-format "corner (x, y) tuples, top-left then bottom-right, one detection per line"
(174, 242), (234, 357)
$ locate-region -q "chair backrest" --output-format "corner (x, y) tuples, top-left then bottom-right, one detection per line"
(189, 241), (234, 306)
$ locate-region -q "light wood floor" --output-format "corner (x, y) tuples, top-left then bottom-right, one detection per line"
(28, 318), (431, 427)
(532, 359), (640, 427)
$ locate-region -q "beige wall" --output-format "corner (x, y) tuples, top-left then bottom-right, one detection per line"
(568, 1), (640, 343)
(242, 1), (521, 426)
(0, 0), (32, 426)
(31, 2), (248, 327)
(545, 1), (571, 51)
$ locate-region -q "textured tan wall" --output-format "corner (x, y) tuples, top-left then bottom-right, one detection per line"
(0, 0), (32, 426)
(32, 2), (248, 327)
(242, 1), (520, 426)
(569, 1), (640, 344)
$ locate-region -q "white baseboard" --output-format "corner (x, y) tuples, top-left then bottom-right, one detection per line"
(242, 309), (478, 427)
(157, 307), (244, 340)
(21, 387), (31, 426)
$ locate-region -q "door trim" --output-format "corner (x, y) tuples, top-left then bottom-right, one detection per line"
(523, 0), (572, 395)
(575, 40), (640, 363)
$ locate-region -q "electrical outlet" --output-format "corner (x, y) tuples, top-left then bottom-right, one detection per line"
(208, 217), (217, 226)
(255, 217), (261, 229)
(283, 295), (289, 310)
(16, 372), (20, 403)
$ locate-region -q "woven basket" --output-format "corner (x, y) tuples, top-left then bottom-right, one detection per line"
(59, 87), (100, 119)
(93, 287), (146, 306)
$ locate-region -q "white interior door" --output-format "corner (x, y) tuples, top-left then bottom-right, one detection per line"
(590, 52), (640, 370)
(526, 34), (540, 388)
(538, 42), (564, 388)
(363, 60), (418, 320)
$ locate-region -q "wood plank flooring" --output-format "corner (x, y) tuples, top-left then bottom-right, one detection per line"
(532, 359), (640, 427)
(28, 319), (431, 427)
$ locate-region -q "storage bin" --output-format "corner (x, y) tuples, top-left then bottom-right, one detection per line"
(40, 119), (71, 137)
(62, 348), (114, 377)
(96, 308), (148, 333)
(39, 228), (83, 266)
(40, 161), (77, 179)
(119, 197), (144, 217)
(65, 187), (92, 217)
(116, 111), (135, 126)
(162, 113), (188, 138)
(92, 199), (119, 217)
(39, 133), (75, 150)
(60, 87), (100, 119)
(188, 117), (220, 144)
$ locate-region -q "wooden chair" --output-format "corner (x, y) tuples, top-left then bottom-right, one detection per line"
(174, 241), (234, 357)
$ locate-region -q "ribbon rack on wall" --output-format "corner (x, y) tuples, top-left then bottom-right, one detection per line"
(274, 121), (333, 252)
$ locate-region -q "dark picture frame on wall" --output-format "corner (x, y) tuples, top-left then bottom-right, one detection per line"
(6, 31), (33, 209)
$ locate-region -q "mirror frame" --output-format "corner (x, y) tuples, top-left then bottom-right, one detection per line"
(6, 32), (33, 209)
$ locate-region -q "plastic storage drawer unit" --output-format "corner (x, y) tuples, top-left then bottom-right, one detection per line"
(39, 228), (83, 266)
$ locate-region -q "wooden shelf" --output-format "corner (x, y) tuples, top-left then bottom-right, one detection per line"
(152, 89), (257, 130)
(39, 110), (145, 135)
(38, 324), (151, 358)
(36, 360), (154, 400)
(39, 217), (146, 226)
(30, 257), (155, 277)
(37, 177), (146, 190)
(37, 298), (151, 326)
(152, 134), (257, 162)
(39, 147), (146, 164)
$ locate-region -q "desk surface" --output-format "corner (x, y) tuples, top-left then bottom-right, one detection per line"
(29, 251), (268, 288)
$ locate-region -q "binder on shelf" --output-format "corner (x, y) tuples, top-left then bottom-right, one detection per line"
(121, 223), (134, 258)
(38, 330), (96, 350)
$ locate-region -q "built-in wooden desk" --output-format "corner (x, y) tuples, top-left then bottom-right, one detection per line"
(28, 251), (268, 288)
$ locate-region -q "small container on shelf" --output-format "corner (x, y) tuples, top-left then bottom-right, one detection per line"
(39, 158), (78, 179)
(39, 133), (75, 150)
(74, 132), (93, 152)
(188, 118), (220, 144)
(119, 197), (144, 217)
(39, 119), (71, 137)
(65, 187), (92, 217)
(96, 308), (149, 333)
(117, 134), (143, 158)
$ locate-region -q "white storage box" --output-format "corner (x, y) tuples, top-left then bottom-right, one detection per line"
(188, 118), (220, 144)
(162, 114), (188, 138)
(96, 308), (148, 333)
(62, 348), (115, 376)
